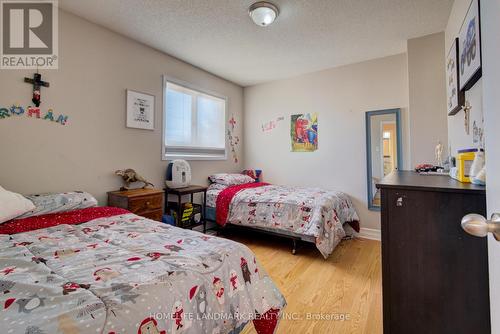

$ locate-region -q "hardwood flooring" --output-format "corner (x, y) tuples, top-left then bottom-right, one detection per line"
(222, 231), (382, 334)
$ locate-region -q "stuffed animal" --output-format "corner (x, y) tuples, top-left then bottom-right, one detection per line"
(115, 169), (154, 190)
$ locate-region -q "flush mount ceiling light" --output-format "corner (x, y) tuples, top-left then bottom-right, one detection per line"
(249, 1), (279, 27)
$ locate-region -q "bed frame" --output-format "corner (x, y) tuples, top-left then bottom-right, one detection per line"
(210, 220), (315, 255)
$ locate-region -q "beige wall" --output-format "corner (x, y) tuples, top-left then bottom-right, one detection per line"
(243, 54), (410, 231)
(407, 32), (448, 166)
(445, 0), (483, 155)
(0, 10), (244, 204)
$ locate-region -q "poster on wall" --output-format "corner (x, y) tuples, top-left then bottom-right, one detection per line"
(290, 113), (318, 152)
(126, 89), (155, 130)
(458, 0), (482, 91)
(446, 38), (464, 115)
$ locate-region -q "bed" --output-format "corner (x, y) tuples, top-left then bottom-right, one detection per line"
(205, 174), (360, 259)
(0, 191), (286, 334)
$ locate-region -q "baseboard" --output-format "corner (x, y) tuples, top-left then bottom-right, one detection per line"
(357, 227), (381, 241)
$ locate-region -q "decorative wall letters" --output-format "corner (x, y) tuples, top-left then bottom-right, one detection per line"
(261, 116), (284, 132)
(0, 104), (68, 125)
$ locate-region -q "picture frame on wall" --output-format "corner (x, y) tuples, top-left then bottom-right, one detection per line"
(458, 0), (482, 91)
(447, 38), (465, 116)
(126, 89), (155, 130)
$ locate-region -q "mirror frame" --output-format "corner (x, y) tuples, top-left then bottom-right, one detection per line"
(366, 108), (403, 211)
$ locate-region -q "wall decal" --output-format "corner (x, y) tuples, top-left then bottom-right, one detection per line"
(0, 104), (68, 125)
(24, 73), (50, 107)
(227, 114), (240, 163)
(291, 113), (318, 152)
(261, 116), (284, 132)
(229, 115), (236, 130)
(473, 119), (484, 147)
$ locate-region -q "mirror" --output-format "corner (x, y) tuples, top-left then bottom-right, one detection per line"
(366, 109), (403, 211)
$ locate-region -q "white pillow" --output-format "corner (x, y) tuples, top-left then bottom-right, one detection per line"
(0, 186), (36, 223)
(208, 173), (255, 186)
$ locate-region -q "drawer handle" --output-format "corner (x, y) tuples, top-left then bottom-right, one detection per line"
(396, 197), (403, 207)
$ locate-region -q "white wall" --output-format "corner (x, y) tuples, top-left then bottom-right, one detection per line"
(243, 54), (410, 230)
(0, 10), (244, 204)
(445, 0), (483, 155)
(407, 32), (448, 166)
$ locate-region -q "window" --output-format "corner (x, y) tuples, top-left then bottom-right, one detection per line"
(163, 79), (227, 160)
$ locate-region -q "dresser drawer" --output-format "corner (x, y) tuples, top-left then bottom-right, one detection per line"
(129, 195), (162, 214)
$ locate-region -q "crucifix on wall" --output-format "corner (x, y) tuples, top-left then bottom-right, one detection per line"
(463, 100), (472, 135)
(24, 73), (50, 107)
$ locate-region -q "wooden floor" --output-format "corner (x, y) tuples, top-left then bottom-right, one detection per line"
(223, 231), (382, 334)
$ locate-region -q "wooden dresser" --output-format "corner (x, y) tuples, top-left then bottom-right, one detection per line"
(108, 189), (164, 222)
(377, 171), (490, 334)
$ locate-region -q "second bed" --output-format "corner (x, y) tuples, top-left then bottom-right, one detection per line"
(204, 174), (360, 259)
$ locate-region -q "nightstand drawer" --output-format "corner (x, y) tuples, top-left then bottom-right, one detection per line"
(129, 195), (162, 214)
(108, 189), (164, 220)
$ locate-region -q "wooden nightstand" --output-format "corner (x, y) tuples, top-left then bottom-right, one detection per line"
(108, 188), (164, 222)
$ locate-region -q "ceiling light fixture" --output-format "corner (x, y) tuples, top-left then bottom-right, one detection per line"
(249, 1), (279, 27)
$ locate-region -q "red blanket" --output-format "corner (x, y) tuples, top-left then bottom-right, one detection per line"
(216, 182), (269, 226)
(0, 207), (130, 234)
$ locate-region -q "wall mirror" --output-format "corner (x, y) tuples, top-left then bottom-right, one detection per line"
(366, 109), (403, 211)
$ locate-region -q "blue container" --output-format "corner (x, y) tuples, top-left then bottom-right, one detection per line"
(162, 215), (176, 226)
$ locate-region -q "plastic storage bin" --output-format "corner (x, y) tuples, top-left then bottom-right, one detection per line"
(456, 149), (479, 183)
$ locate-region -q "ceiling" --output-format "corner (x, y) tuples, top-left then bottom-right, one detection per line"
(59, 0), (453, 86)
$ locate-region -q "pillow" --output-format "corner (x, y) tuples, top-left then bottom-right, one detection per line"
(0, 186), (36, 223)
(16, 191), (98, 219)
(207, 183), (229, 192)
(208, 173), (255, 186)
(242, 169), (262, 182)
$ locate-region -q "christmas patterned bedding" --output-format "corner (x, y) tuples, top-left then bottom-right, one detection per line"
(0, 209), (286, 334)
(214, 183), (360, 259)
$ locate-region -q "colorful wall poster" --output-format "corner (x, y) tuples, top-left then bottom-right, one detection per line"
(290, 113), (318, 152)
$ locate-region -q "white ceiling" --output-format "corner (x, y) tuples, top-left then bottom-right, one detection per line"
(59, 0), (453, 86)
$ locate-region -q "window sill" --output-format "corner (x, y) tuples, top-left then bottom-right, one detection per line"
(162, 154), (228, 161)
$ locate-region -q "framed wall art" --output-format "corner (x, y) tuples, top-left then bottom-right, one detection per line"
(446, 38), (465, 115)
(126, 89), (155, 130)
(458, 0), (482, 91)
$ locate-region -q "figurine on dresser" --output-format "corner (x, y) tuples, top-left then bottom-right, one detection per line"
(115, 169), (154, 190)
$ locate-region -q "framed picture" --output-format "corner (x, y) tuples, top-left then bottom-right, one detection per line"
(446, 38), (465, 115)
(458, 0), (482, 91)
(126, 89), (155, 130)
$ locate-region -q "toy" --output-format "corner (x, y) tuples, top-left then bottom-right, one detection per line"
(115, 169), (154, 190)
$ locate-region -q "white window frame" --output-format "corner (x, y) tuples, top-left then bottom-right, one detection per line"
(162, 75), (228, 161)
